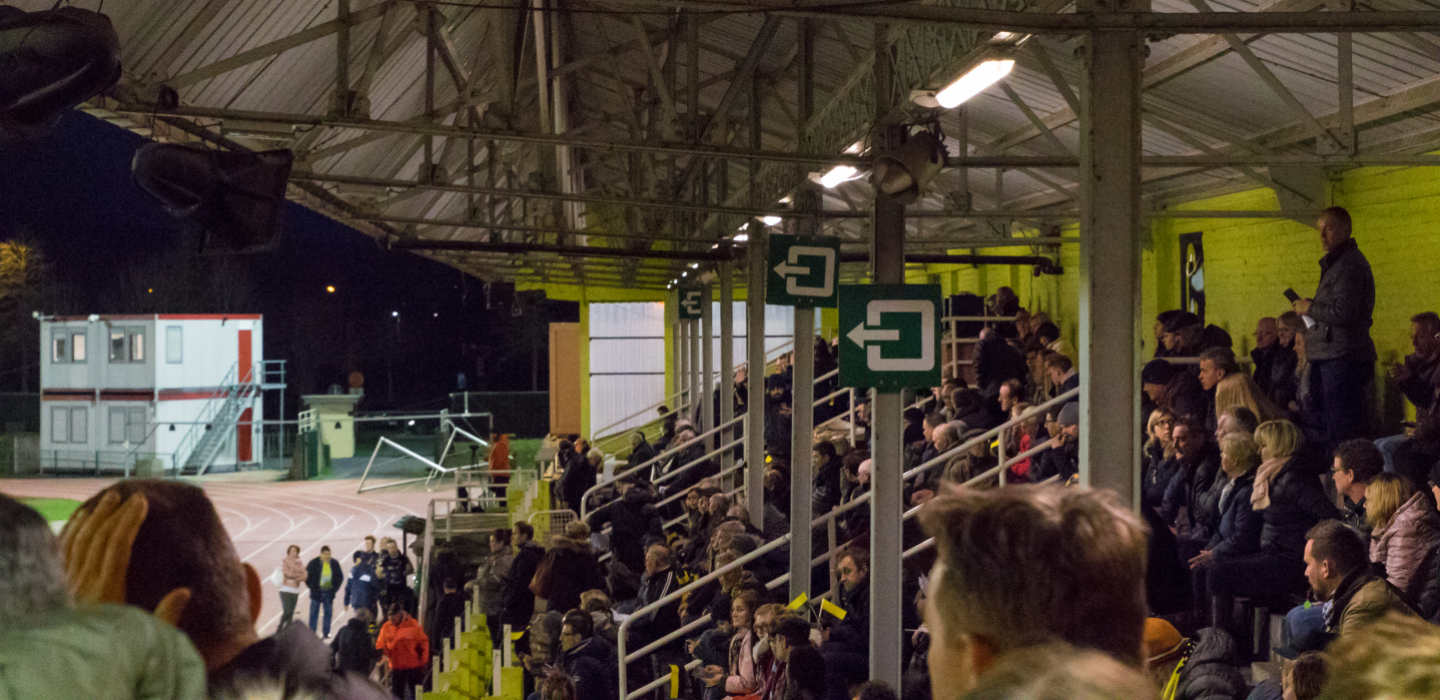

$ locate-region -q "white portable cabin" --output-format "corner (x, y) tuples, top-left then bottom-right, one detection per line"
(39, 314), (271, 474)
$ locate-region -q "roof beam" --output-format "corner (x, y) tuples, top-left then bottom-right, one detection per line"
(164, 0), (395, 88)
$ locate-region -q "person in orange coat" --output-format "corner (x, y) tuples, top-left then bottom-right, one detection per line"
(377, 603), (430, 700)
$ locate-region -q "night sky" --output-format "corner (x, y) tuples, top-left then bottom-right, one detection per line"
(0, 111), (565, 412)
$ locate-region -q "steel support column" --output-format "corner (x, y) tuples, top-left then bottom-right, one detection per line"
(789, 17), (817, 602)
(677, 309), (688, 413)
(869, 23), (906, 691)
(690, 318), (701, 433)
(746, 224), (767, 530)
(720, 262), (736, 491)
(703, 280), (715, 435)
(1078, 6), (1145, 504)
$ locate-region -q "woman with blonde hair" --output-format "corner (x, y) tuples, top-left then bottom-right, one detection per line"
(1206, 420), (1337, 625)
(1366, 473), (1440, 599)
(1214, 373), (1282, 424)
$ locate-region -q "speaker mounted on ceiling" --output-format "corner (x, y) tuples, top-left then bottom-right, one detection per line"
(0, 6), (121, 140)
(132, 143), (294, 254)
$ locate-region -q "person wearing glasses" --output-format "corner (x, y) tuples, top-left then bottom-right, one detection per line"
(1332, 439), (1385, 545)
(820, 549), (870, 700)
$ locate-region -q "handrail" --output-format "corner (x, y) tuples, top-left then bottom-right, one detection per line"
(941, 315), (1019, 322)
(592, 389), (690, 442)
(581, 414), (746, 517)
(1161, 355), (1254, 365)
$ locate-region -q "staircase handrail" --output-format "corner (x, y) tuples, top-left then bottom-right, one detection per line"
(581, 414), (746, 518)
(173, 362), (242, 472)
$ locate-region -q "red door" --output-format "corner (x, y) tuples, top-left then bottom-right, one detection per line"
(238, 408), (253, 463)
(238, 330), (253, 382)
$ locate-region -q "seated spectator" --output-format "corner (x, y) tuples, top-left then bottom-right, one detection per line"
(1332, 439), (1384, 544)
(1154, 310), (1184, 358)
(822, 548), (872, 700)
(1320, 612), (1439, 700)
(1142, 408), (1178, 507)
(1160, 418), (1224, 552)
(2, 493), (206, 700)
(1141, 619), (1245, 700)
(1215, 372), (1283, 425)
(996, 379), (1024, 416)
(704, 591), (762, 697)
(1004, 402), (1039, 482)
(949, 388), (996, 432)
(629, 544), (686, 687)
(587, 476), (663, 576)
(1199, 346), (1242, 427)
(1375, 311), (1440, 471)
(812, 441), (844, 516)
(1365, 473), (1440, 599)
(1418, 462), (1440, 621)
(629, 432), (658, 469)
(1033, 321), (1074, 362)
(1251, 317), (1298, 403)
(1189, 431), (1263, 619)
(59, 481), (389, 699)
(1206, 421), (1337, 624)
(974, 328), (1027, 398)
(1044, 353), (1078, 399)
(1025, 348), (1053, 403)
(774, 617), (825, 700)
(955, 642), (1157, 700)
(1163, 311), (1232, 359)
(1247, 650), (1326, 700)
(1304, 520), (1415, 644)
(942, 428), (997, 487)
(1215, 405), (1260, 442)
(1277, 313), (1320, 438)
(851, 681), (898, 700)
(918, 485), (1148, 699)
(1032, 402), (1079, 484)
(1145, 360), (1209, 426)
(559, 609), (616, 700)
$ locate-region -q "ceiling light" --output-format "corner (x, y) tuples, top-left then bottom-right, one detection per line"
(935, 59), (1015, 109)
(819, 165), (860, 189)
(689, 263), (699, 268)
(778, 195), (793, 204)
(762, 215), (782, 226)
(844, 141), (865, 155)
(733, 233), (749, 242)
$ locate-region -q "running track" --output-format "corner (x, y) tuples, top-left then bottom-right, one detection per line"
(0, 473), (437, 639)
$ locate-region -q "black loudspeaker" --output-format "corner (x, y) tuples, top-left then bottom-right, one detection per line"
(0, 6), (121, 139)
(948, 293), (985, 339)
(132, 143), (294, 254)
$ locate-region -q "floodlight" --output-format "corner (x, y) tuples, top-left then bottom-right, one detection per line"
(935, 59), (1014, 109)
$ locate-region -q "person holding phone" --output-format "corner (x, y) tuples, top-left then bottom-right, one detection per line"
(1291, 206), (1376, 450)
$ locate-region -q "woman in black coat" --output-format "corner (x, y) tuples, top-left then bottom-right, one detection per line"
(537, 522), (608, 614)
(1188, 432), (1264, 618)
(1205, 421), (1336, 620)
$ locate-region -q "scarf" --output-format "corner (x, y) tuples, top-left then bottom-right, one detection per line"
(1250, 457), (1289, 510)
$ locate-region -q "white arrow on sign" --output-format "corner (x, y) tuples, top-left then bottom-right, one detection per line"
(682, 291), (703, 316)
(846, 299), (935, 372)
(774, 246), (835, 297)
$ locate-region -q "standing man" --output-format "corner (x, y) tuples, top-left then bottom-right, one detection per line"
(347, 535), (380, 619)
(307, 545), (345, 639)
(377, 603), (430, 700)
(501, 522), (545, 656)
(1293, 206), (1376, 448)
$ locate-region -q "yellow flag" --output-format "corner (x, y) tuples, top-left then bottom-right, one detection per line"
(670, 665), (681, 698)
(511, 631), (525, 640)
(820, 599), (847, 620)
(788, 593), (809, 610)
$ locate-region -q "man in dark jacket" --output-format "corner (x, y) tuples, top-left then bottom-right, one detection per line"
(559, 440), (598, 514)
(974, 329), (1027, 398)
(587, 477), (664, 574)
(560, 610), (617, 700)
(331, 609), (380, 675)
(1144, 621), (1247, 700)
(1376, 312), (1440, 470)
(1033, 403), (1080, 484)
(1251, 317), (1297, 402)
(501, 522), (546, 637)
(821, 549), (871, 700)
(1293, 206), (1376, 449)
(307, 546), (346, 638)
(431, 578), (469, 652)
(628, 544), (685, 693)
(1161, 421), (1224, 552)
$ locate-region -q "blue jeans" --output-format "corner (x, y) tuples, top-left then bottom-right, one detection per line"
(309, 588), (336, 636)
(1375, 434), (1406, 473)
(1309, 357), (1373, 450)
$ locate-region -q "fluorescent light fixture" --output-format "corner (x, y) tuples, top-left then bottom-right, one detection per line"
(778, 195), (793, 204)
(935, 59), (1015, 109)
(844, 141), (865, 155)
(689, 263), (699, 268)
(762, 215), (782, 226)
(733, 233), (749, 242)
(819, 165), (859, 189)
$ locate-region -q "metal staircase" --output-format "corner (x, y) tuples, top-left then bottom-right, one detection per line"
(178, 363), (259, 476)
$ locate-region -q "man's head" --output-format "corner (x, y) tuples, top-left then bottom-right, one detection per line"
(851, 681), (899, 700)
(934, 424), (958, 453)
(0, 494), (68, 624)
(645, 543), (673, 576)
(1216, 406), (1260, 441)
(1411, 312), (1440, 356)
(923, 412), (946, 442)
(587, 449), (603, 467)
(1057, 403), (1079, 440)
(1034, 322), (1061, 346)
(1277, 311), (1302, 348)
(364, 535), (376, 552)
(320, 545), (332, 562)
(998, 380), (1022, 413)
(1197, 347), (1239, 391)
(920, 486), (1148, 698)
(1044, 354), (1072, 386)
(837, 548), (869, 591)
(1141, 360), (1180, 402)
(1162, 312), (1202, 353)
(1332, 439), (1384, 501)
(1013, 309), (1031, 336)
(1303, 520), (1369, 601)
(1285, 651), (1328, 700)
(514, 521), (535, 545)
(561, 609), (593, 652)
(70, 480), (261, 669)
(387, 602), (408, 626)
(772, 616), (812, 661)
(1171, 420), (1206, 460)
(444, 578), (458, 593)
(1317, 206), (1353, 253)
(1255, 317), (1279, 350)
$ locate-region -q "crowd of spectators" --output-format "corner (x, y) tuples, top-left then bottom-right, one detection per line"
(9, 206), (1440, 700)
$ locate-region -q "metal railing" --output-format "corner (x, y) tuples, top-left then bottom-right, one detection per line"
(580, 414), (746, 517)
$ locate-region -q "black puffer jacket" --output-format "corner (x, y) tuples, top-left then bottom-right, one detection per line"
(587, 487), (663, 574)
(1161, 443), (1223, 537)
(501, 540), (545, 626)
(1257, 458), (1339, 557)
(1419, 542), (1440, 622)
(1304, 237), (1376, 363)
(1207, 472), (1262, 562)
(1175, 627), (1247, 700)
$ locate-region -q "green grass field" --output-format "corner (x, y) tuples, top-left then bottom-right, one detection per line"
(18, 497), (81, 524)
